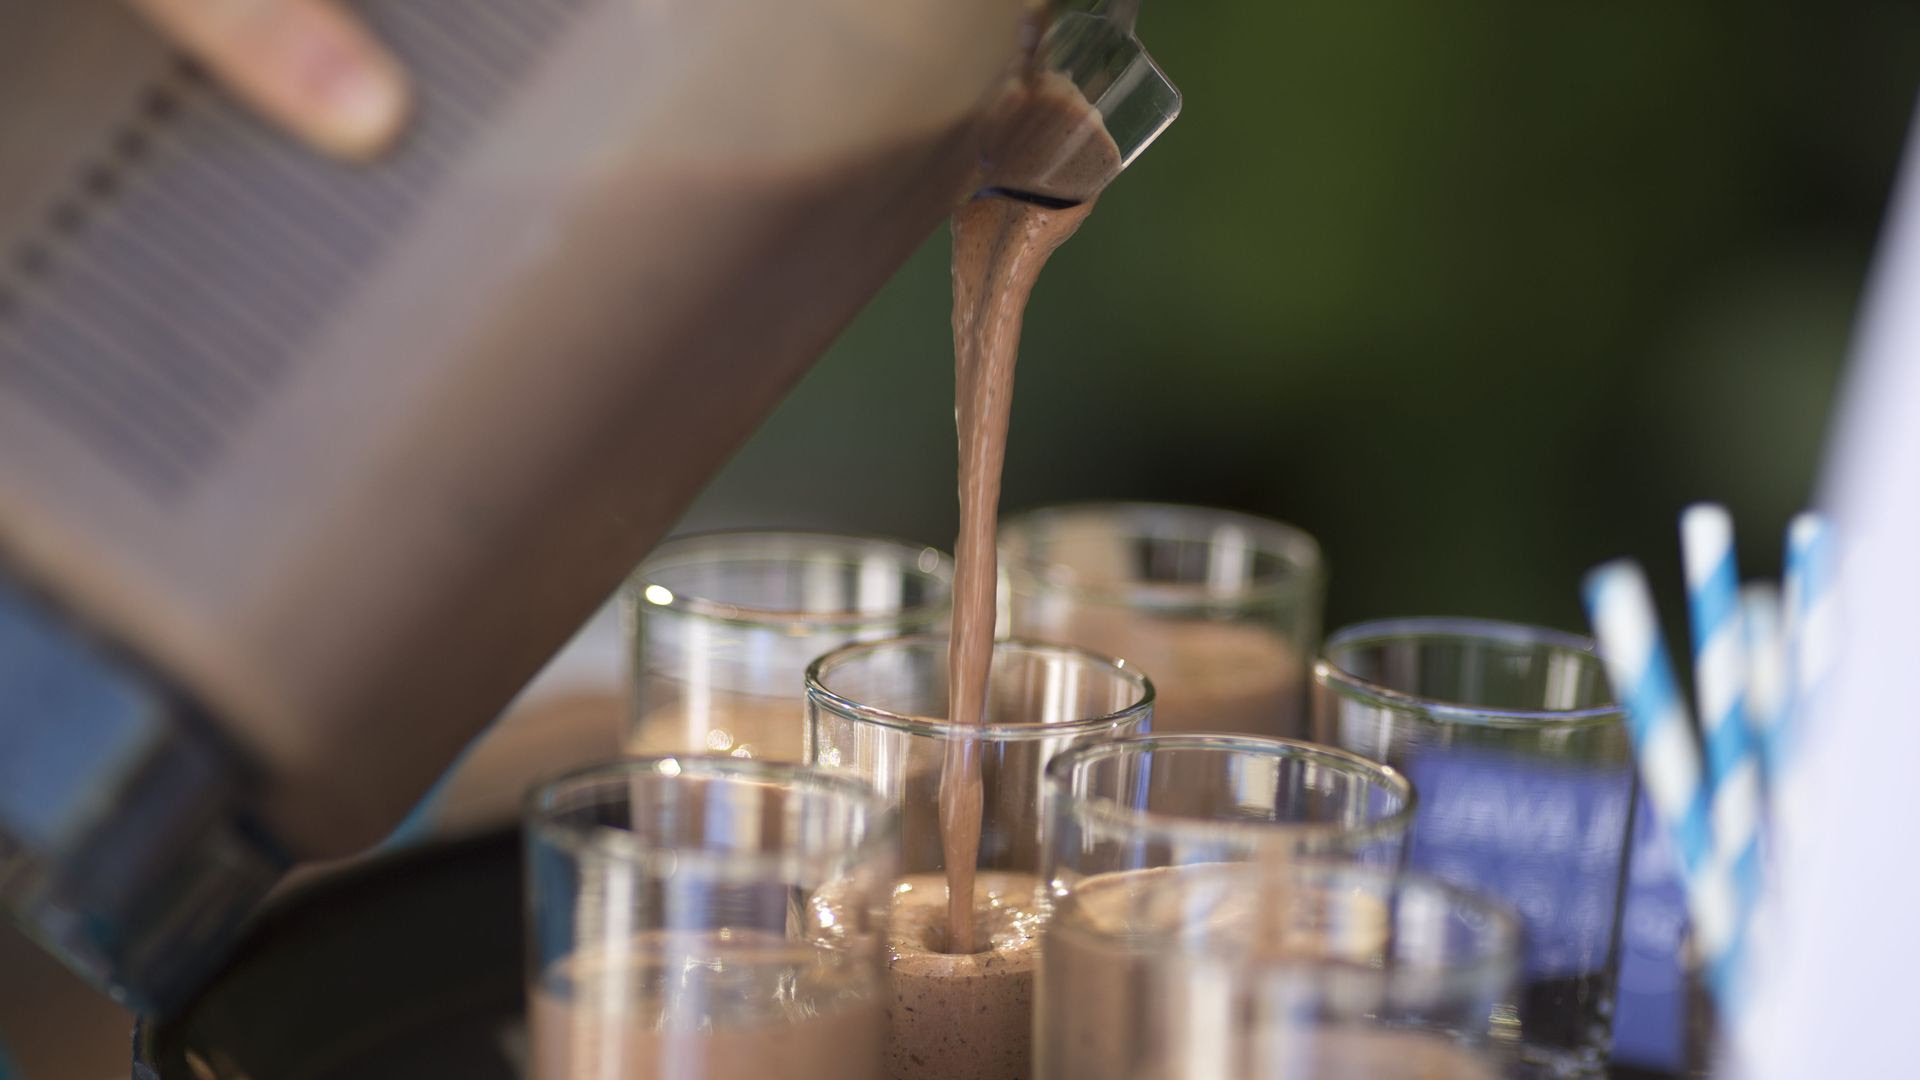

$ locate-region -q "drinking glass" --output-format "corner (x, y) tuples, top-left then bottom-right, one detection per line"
(624, 531), (952, 762)
(1037, 860), (1522, 1080)
(1036, 732), (1421, 1079)
(1314, 617), (1635, 1077)
(805, 635), (1152, 1080)
(1039, 732), (1416, 882)
(525, 757), (897, 1080)
(1000, 502), (1323, 737)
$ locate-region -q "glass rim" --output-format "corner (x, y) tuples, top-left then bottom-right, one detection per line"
(1317, 616), (1625, 729)
(804, 633), (1155, 741)
(525, 755), (898, 876)
(999, 501), (1322, 611)
(625, 529), (954, 631)
(1043, 733), (1418, 849)
(1057, 859), (1524, 986)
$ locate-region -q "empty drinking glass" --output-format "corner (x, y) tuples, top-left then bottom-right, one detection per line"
(1314, 617), (1635, 1077)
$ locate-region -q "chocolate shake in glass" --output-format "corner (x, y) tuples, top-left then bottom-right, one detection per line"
(807, 636), (1151, 1080)
(526, 758), (897, 1080)
(1042, 861), (1522, 1080)
(1035, 734), (1515, 1080)
(625, 532), (952, 762)
(1002, 503), (1323, 738)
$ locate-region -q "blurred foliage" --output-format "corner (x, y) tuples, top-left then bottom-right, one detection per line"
(683, 0), (1920, 636)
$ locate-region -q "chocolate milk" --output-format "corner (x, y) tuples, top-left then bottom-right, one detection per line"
(628, 696), (807, 762)
(1002, 512), (1313, 736)
(1040, 865), (1496, 1080)
(942, 72), (1122, 952)
(886, 872), (1045, 1080)
(1024, 612), (1302, 736)
(531, 930), (884, 1080)
(1126, 1031), (1502, 1080)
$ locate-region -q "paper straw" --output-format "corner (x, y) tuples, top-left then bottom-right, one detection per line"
(1724, 583), (1789, 1074)
(1783, 514), (1838, 738)
(1680, 504), (1748, 784)
(1679, 506), (1767, 922)
(1740, 584), (1786, 771)
(1583, 561), (1733, 963)
(1772, 513), (1836, 874)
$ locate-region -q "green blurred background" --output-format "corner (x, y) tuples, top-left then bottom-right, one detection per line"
(686, 2), (1919, 635)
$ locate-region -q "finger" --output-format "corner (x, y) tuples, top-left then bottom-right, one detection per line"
(128, 0), (409, 160)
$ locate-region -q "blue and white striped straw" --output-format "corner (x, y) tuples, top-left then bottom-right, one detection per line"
(1583, 560), (1734, 968)
(1680, 505), (1747, 782)
(1680, 506), (1767, 913)
(1770, 513), (1836, 872)
(1781, 514), (1838, 756)
(1739, 583), (1786, 787)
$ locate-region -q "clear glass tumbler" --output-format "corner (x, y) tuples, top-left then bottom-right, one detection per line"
(624, 531), (952, 762)
(1000, 502), (1323, 738)
(1039, 732), (1417, 881)
(1036, 732), (1421, 1079)
(526, 757), (898, 1080)
(805, 635), (1153, 1080)
(1037, 859), (1522, 1080)
(1314, 617), (1635, 1077)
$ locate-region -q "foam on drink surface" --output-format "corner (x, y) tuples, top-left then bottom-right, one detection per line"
(883, 871), (1044, 1080)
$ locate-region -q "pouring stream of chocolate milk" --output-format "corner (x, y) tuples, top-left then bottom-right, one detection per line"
(941, 74), (1121, 953)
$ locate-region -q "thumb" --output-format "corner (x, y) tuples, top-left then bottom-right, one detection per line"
(127, 0), (409, 160)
